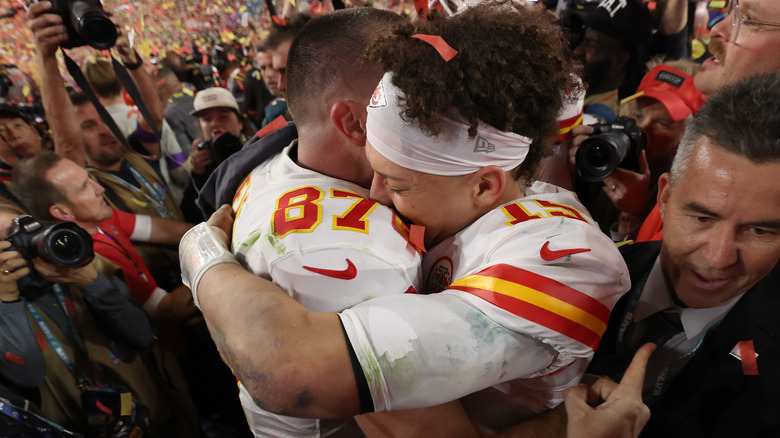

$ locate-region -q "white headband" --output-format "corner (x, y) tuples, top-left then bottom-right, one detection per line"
(365, 72), (534, 176)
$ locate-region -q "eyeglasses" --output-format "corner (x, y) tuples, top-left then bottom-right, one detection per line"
(728, 0), (780, 44)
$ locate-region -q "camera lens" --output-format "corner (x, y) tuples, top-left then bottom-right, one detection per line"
(210, 133), (243, 164)
(79, 12), (117, 50)
(576, 132), (632, 182)
(36, 223), (94, 268)
(583, 143), (611, 168)
(50, 231), (83, 259)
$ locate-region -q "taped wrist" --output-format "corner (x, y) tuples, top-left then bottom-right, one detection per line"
(179, 223), (239, 308)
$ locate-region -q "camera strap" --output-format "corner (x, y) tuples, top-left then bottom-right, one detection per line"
(61, 51), (161, 161)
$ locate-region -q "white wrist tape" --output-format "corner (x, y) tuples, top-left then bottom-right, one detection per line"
(179, 223), (239, 308)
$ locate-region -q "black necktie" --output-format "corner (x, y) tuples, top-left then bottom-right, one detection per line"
(640, 309), (684, 348)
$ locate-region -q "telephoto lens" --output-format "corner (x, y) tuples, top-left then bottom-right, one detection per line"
(5, 215), (94, 268)
(575, 116), (645, 182)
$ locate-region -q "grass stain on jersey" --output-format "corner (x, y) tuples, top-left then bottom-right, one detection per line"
(266, 233), (288, 255)
(241, 230), (265, 248)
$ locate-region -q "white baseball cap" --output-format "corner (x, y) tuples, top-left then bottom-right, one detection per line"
(191, 87), (240, 116)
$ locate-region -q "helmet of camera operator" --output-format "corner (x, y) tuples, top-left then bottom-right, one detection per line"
(0, 104), (32, 125)
(191, 87), (240, 117)
(622, 65), (707, 121)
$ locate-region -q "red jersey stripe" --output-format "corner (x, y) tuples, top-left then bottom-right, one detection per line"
(448, 264), (610, 350)
(462, 264), (611, 322)
(450, 284), (603, 351)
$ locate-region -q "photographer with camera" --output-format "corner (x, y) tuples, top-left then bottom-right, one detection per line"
(188, 87), (251, 182)
(178, 87), (252, 222)
(567, 61), (705, 240)
(13, 152), (251, 437)
(0, 201), (186, 436)
(29, 1), (182, 223)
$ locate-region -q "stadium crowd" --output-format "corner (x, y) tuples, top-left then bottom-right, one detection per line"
(0, 0), (778, 437)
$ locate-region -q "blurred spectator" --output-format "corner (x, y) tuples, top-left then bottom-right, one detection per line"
(259, 14), (310, 127)
(0, 105), (46, 168)
(153, 65), (200, 160)
(563, 0), (653, 123)
(0, 202), (200, 437)
(0, 64), (40, 106)
(213, 42), (247, 104)
(160, 49), (219, 92)
(0, 104), (51, 209)
(650, 0), (690, 60)
(693, 0), (780, 97)
(240, 43), (276, 130)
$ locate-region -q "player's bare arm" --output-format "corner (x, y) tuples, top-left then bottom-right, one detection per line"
(187, 205), (361, 418)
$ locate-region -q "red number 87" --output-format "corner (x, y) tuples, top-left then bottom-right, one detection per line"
(272, 186), (378, 238)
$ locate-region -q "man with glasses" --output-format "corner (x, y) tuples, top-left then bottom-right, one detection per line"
(694, 0), (780, 96)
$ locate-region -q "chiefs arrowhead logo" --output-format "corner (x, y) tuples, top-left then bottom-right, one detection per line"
(369, 82), (387, 108)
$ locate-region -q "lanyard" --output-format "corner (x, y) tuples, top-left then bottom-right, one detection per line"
(25, 286), (89, 388)
(94, 231), (150, 283)
(99, 163), (171, 218)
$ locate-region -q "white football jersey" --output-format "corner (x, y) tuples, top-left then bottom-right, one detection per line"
(231, 144), (422, 437)
(339, 182), (629, 431)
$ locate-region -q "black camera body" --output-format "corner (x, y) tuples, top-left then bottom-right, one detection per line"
(186, 64), (218, 91)
(41, 0), (117, 50)
(5, 215), (94, 269)
(197, 133), (243, 164)
(575, 116), (645, 182)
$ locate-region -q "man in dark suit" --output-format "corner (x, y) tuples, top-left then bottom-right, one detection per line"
(588, 71), (780, 438)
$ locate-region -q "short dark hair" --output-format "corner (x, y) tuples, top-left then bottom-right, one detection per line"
(671, 72), (780, 184)
(286, 8), (404, 125)
(12, 151), (69, 221)
(366, 3), (578, 184)
(69, 91), (91, 107)
(82, 59), (122, 99)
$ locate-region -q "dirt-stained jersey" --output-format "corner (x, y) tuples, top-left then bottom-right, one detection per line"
(339, 181), (628, 431)
(231, 143), (422, 437)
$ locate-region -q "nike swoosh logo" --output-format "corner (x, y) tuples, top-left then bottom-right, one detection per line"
(539, 241), (591, 261)
(303, 259), (358, 280)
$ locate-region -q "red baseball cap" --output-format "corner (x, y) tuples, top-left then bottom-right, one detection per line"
(622, 65), (707, 121)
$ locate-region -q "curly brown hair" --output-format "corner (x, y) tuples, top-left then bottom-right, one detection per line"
(365, 2), (578, 183)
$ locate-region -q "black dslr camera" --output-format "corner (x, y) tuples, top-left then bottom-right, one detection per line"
(5, 215), (94, 269)
(38, 0), (117, 50)
(186, 64), (218, 91)
(575, 116), (646, 182)
(197, 133), (243, 164)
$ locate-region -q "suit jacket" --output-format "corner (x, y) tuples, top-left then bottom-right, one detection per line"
(589, 241), (780, 437)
